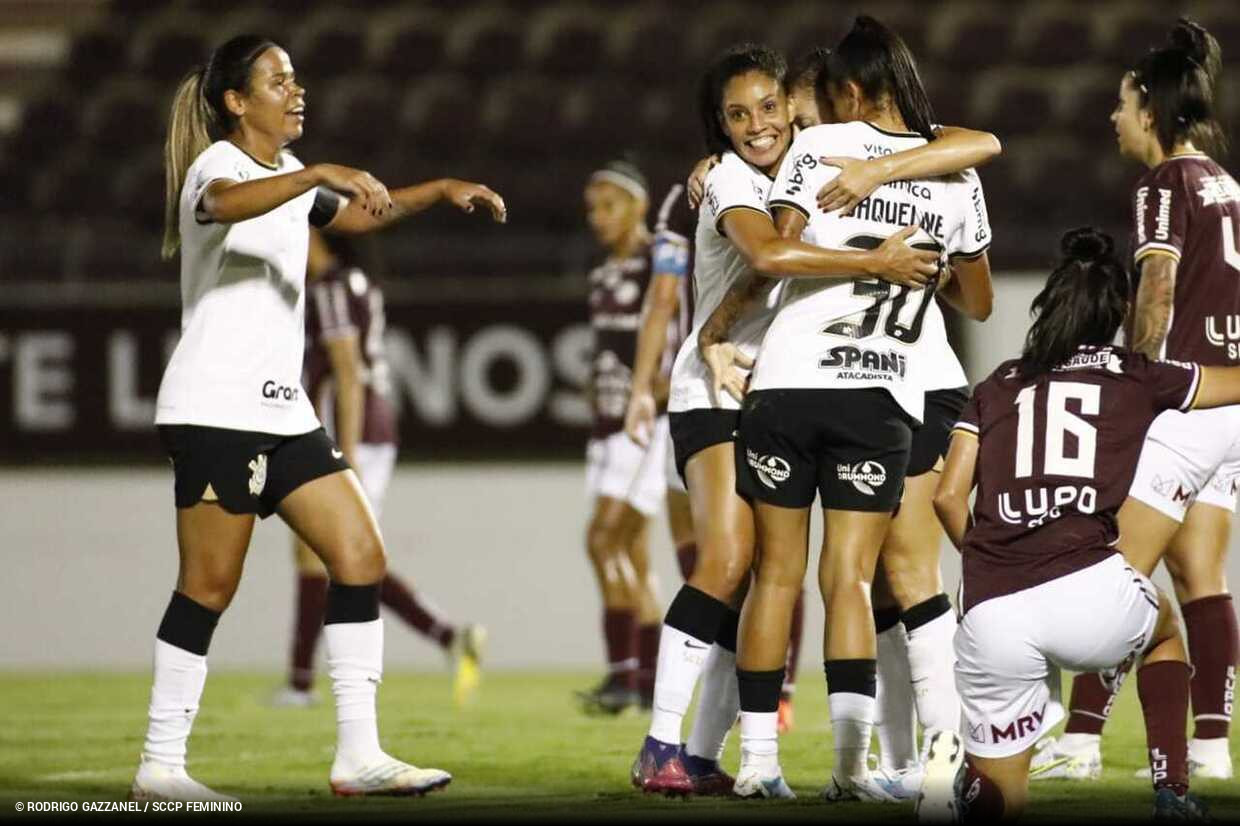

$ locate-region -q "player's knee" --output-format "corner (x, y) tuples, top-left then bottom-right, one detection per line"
(179, 575), (239, 614)
(324, 527), (386, 584)
(586, 523), (618, 565)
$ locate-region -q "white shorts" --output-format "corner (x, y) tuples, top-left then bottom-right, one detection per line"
(1129, 406), (1240, 521)
(955, 554), (1159, 758)
(586, 424), (670, 516)
(354, 442), (397, 519)
(660, 416), (686, 494)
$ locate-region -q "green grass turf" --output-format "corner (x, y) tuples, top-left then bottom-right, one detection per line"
(0, 671), (1236, 822)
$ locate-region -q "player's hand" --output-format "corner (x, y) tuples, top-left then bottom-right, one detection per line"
(624, 389), (657, 447)
(313, 164), (393, 218)
(872, 226), (939, 288)
(444, 179), (507, 223)
(816, 156), (884, 215)
(703, 342), (754, 406)
(686, 155), (721, 209)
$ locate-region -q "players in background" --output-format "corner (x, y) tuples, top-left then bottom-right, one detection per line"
(138, 34), (505, 801)
(578, 159), (667, 714)
(699, 18), (993, 801)
(926, 227), (1226, 821)
(1033, 18), (1237, 783)
(274, 229), (484, 710)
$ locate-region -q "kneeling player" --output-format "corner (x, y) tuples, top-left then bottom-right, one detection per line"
(925, 229), (1227, 821)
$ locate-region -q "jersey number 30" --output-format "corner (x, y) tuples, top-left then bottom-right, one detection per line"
(1014, 382), (1100, 478)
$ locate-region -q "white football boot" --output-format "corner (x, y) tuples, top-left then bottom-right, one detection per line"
(330, 755), (452, 797)
(871, 762), (927, 801)
(732, 750), (796, 799)
(129, 756), (237, 803)
(822, 772), (900, 803)
(1028, 734), (1102, 780)
(916, 730), (964, 823)
(1134, 738), (1234, 780)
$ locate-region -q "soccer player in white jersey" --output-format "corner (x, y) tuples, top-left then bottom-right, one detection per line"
(1033, 19), (1238, 784)
(628, 42), (1002, 798)
(699, 18), (993, 802)
(133, 35), (505, 802)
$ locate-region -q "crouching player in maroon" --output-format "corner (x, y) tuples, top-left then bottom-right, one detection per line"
(923, 228), (1240, 821)
(275, 229), (485, 709)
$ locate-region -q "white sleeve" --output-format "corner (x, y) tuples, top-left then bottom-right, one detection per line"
(187, 145), (246, 223)
(949, 169), (991, 259)
(768, 132), (838, 221)
(703, 158), (769, 236)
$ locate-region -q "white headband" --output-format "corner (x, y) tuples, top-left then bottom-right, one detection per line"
(589, 169), (648, 202)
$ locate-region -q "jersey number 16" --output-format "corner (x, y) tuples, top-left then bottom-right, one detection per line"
(1014, 381), (1100, 478)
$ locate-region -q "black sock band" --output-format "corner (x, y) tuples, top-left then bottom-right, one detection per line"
(156, 591), (220, 656)
(737, 668), (785, 712)
(824, 658), (877, 697)
(664, 585), (727, 643)
(873, 605), (901, 634)
(901, 593), (953, 633)
(325, 583), (380, 625)
(714, 609), (740, 653)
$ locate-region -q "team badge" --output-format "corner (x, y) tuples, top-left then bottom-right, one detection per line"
(248, 454), (268, 497)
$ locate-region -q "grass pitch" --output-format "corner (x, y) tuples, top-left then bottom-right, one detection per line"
(0, 671), (1236, 822)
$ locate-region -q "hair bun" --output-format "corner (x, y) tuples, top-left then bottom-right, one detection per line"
(1168, 18), (1209, 65)
(1061, 226), (1114, 262)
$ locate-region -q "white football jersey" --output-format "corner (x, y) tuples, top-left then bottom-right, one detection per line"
(751, 122), (991, 421)
(156, 140), (326, 435)
(669, 152), (784, 413)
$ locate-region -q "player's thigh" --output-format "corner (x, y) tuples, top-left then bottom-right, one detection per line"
(752, 500), (811, 583)
(1163, 501), (1231, 600)
(278, 469), (385, 585)
(880, 469), (945, 608)
(174, 501), (256, 610)
(665, 487), (694, 548)
(684, 441), (755, 581)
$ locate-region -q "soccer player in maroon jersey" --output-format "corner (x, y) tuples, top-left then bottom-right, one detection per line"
(578, 159), (667, 715)
(925, 227), (1240, 821)
(274, 229), (485, 710)
(1038, 19), (1238, 783)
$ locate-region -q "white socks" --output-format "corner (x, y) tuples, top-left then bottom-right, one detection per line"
(648, 624), (711, 745)
(325, 618), (386, 772)
(905, 607), (961, 739)
(830, 692), (877, 780)
(876, 622), (918, 771)
(739, 710), (779, 768)
(142, 640), (208, 770)
(685, 644), (739, 761)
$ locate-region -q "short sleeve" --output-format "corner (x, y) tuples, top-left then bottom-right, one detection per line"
(768, 136), (836, 222)
(949, 169), (992, 259)
(187, 145), (246, 223)
(703, 157), (770, 236)
(310, 276), (358, 341)
(309, 187), (343, 228)
(652, 183), (691, 277)
(1133, 168), (1190, 264)
(1131, 353), (1201, 411)
(952, 390), (981, 438)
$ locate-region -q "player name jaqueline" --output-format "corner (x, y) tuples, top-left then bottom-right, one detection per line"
(21, 801), (243, 813)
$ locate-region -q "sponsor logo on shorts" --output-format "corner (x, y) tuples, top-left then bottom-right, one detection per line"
(261, 380), (299, 404)
(818, 345), (906, 382)
(248, 454), (268, 497)
(1149, 474), (1192, 503)
(746, 449), (791, 490)
(968, 722), (985, 743)
(331, 448), (344, 460)
(989, 703), (1046, 744)
(837, 460), (887, 495)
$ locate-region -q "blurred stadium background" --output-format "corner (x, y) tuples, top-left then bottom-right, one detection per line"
(0, 0), (1238, 715)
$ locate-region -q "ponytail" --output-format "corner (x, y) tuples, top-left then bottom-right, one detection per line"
(827, 16), (936, 141)
(1130, 18), (1227, 159)
(1018, 228), (1130, 378)
(162, 67), (214, 259)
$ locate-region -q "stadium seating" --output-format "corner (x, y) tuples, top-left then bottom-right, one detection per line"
(4, 0), (1236, 282)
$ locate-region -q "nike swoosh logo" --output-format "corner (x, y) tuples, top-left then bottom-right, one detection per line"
(684, 641), (708, 650)
(332, 449), (344, 459)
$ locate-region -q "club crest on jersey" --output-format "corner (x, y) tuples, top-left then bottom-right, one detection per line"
(746, 449), (791, 490)
(248, 454), (267, 497)
(838, 461), (886, 495)
(819, 345), (906, 381)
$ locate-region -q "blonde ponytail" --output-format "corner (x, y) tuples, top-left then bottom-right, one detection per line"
(162, 67), (214, 260)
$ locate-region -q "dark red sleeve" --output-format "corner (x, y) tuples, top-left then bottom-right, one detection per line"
(1126, 352), (1201, 411)
(1132, 165), (1190, 265)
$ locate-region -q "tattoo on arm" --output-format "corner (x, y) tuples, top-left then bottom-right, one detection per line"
(1130, 256), (1177, 359)
(698, 272), (773, 351)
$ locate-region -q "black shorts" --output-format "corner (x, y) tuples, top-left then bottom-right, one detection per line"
(158, 425), (349, 518)
(907, 387), (970, 477)
(669, 408), (739, 481)
(736, 388), (913, 511)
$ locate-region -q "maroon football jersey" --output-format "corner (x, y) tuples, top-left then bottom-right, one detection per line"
(652, 182), (695, 376)
(955, 346), (1199, 614)
(1130, 154), (1240, 365)
(304, 265), (398, 446)
(589, 237), (654, 439)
